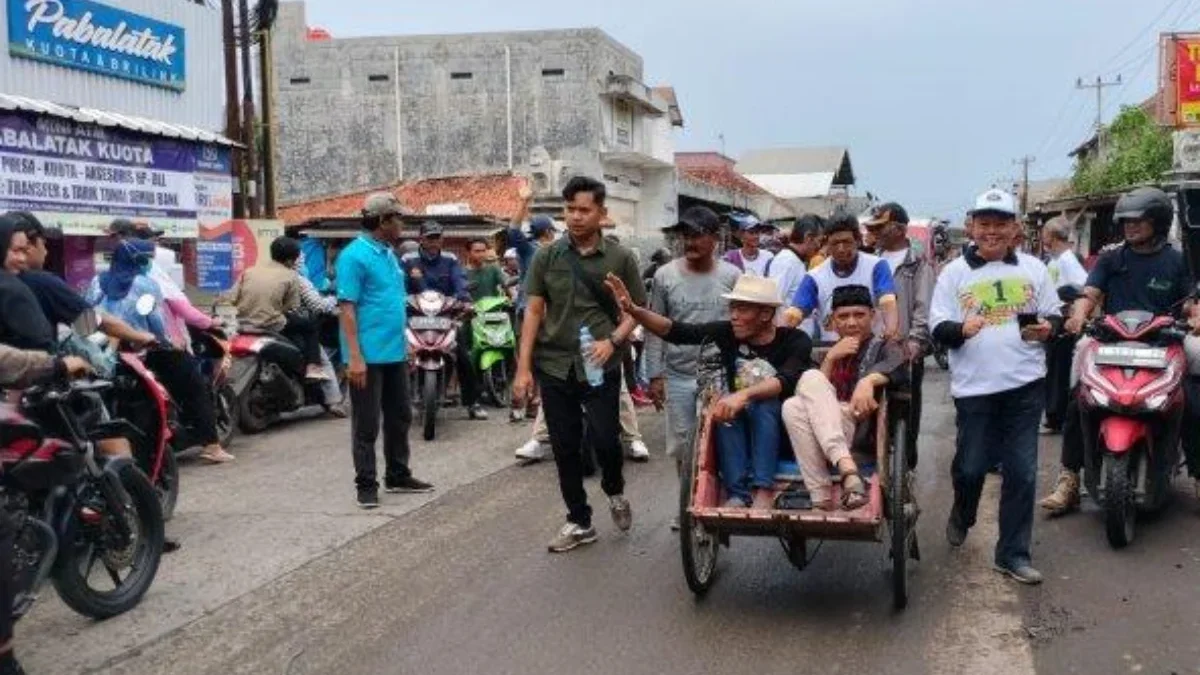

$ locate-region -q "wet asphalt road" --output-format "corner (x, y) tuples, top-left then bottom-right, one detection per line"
(29, 369), (1200, 674)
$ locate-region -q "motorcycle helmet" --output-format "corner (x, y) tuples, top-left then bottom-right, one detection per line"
(1113, 187), (1174, 238)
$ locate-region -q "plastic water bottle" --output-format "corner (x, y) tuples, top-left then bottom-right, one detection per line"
(579, 325), (605, 387)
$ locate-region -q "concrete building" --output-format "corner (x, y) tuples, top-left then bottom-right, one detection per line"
(271, 2), (682, 239)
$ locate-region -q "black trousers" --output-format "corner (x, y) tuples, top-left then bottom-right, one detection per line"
(349, 362), (413, 490)
(0, 515), (12, 647)
(538, 367), (624, 528)
(1044, 335), (1076, 429)
(908, 357), (924, 465)
(455, 322), (480, 406)
(144, 350), (219, 446)
(282, 312), (322, 367)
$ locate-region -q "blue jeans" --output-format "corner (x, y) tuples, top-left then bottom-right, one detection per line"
(715, 399), (782, 504)
(951, 379), (1044, 568)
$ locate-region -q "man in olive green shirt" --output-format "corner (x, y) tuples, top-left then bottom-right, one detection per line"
(464, 238), (505, 302)
(514, 176), (646, 553)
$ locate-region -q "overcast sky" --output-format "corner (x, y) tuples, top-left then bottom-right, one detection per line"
(294, 0), (1194, 217)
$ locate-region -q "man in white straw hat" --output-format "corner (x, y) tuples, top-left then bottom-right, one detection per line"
(605, 273), (812, 510)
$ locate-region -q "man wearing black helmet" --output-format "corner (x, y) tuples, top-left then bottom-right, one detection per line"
(402, 220), (488, 420)
(1041, 187), (1200, 513)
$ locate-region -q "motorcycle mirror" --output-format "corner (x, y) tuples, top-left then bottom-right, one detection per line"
(135, 294), (157, 317)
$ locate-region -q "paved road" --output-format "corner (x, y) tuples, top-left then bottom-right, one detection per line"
(22, 370), (1200, 674)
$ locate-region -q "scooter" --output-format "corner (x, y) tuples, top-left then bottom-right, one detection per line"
(406, 290), (468, 441)
(471, 295), (516, 408)
(228, 330), (328, 434)
(1078, 310), (1189, 548)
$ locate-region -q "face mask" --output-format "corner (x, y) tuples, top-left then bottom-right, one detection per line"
(138, 259), (153, 274)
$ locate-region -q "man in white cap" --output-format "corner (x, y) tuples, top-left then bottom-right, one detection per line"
(930, 188), (1061, 585)
(606, 273), (812, 511)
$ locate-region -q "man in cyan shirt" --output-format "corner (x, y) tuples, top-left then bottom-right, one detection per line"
(338, 194), (433, 509)
(785, 211), (899, 342)
(931, 189), (1061, 586)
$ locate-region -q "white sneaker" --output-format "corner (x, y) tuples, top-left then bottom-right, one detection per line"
(627, 440), (650, 462)
(515, 439), (550, 463)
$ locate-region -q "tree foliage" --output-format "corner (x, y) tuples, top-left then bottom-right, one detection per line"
(1070, 106), (1173, 195)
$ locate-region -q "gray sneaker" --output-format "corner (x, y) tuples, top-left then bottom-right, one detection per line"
(610, 495), (633, 532)
(547, 522), (598, 553)
(994, 562), (1044, 585)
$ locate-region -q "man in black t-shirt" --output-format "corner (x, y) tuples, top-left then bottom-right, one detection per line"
(606, 273), (811, 510)
(1043, 187), (1200, 514)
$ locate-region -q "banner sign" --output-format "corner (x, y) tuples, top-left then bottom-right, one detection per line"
(194, 220), (232, 291)
(7, 0), (187, 91)
(0, 112), (231, 237)
(1178, 40), (1200, 126)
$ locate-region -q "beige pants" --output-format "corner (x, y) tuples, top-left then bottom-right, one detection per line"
(781, 370), (855, 503)
(532, 376), (641, 444)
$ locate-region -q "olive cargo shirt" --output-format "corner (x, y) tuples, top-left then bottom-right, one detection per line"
(526, 235), (646, 380)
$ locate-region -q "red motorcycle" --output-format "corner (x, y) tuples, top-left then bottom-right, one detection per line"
(406, 290), (469, 441)
(1, 380), (165, 620)
(1078, 310), (1189, 548)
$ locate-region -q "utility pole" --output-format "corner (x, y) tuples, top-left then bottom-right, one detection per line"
(1076, 75), (1122, 156)
(1014, 155), (1035, 215)
(221, 0), (244, 218)
(259, 26), (277, 218)
(238, 0), (260, 218)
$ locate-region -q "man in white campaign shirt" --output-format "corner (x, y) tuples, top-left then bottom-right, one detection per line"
(1039, 217), (1087, 433)
(930, 188), (1061, 587)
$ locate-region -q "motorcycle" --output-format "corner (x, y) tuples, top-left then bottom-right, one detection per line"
(2, 379), (165, 620)
(228, 327), (331, 435)
(1078, 310), (1189, 548)
(406, 290), (468, 441)
(471, 295), (516, 409)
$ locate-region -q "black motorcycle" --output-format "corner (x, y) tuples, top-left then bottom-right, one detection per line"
(2, 380), (165, 620)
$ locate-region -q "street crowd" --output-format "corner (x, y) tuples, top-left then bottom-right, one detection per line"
(0, 174), (1195, 673)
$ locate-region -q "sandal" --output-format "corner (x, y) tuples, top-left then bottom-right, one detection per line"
(199, 448), (235, 464)
(841, 472), (868, 510)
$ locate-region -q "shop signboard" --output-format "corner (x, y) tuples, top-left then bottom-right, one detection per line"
(1178, 39), (1200, 126)
(194, 220), (232, 291)
(7, 0), (187, 91)
(0, 112), (231, 237)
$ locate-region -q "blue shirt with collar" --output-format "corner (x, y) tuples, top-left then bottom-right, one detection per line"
(402, 248), (469, 301)
(336, 234), (407, 364)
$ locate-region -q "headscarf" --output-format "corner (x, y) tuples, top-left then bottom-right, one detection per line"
(99, 238), (156, 300)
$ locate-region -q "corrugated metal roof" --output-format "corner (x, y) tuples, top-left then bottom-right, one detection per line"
(0, 93), (240, 146)
(737, 147), (856, 186)
(743, 172), (836, 199)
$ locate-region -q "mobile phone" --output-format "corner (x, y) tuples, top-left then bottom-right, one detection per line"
(1017, 313), (1038, 328)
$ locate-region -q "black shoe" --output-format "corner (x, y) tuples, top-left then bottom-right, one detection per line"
(357, 488), (380, 509)
(0, 654), (24, 675)
(385, 476), (435, 493)
(946, 514), (967, 548)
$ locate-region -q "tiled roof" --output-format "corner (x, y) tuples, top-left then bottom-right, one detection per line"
(278, 174), (528, 225)
(678, 165), (768, 196)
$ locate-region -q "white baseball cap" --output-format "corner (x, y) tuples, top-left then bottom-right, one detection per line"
(969, 189), (1018, 217)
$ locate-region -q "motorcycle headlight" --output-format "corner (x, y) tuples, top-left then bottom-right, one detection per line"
(1145, 393), (1169, 411)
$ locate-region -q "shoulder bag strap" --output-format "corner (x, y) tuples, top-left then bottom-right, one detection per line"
(561, 244), (621, 326)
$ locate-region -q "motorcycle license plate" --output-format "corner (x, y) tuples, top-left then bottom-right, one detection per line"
(410, 316), (453, 331)
(480, 312), (509, 323)
(1094, 345), (1168, 369)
